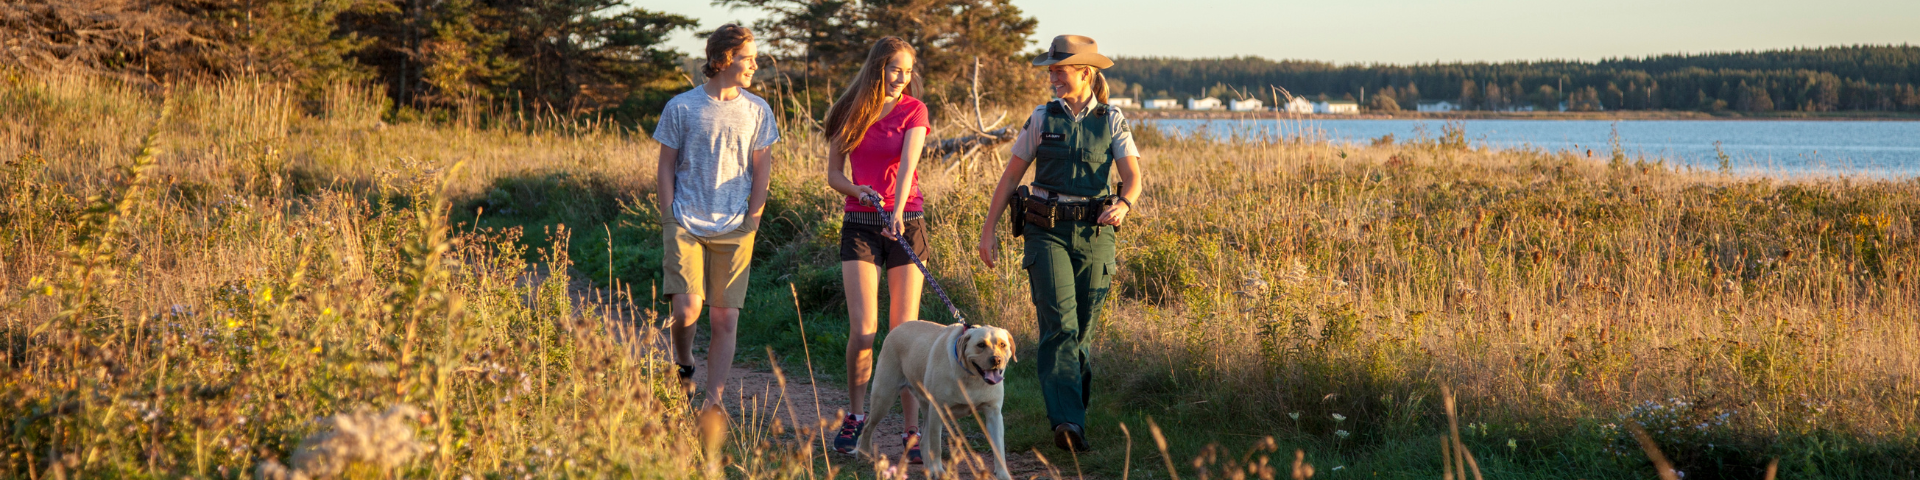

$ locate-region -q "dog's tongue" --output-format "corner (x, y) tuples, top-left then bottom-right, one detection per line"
(983, 369), (1005, 385)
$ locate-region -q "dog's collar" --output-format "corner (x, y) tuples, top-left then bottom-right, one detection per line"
(951, 322), (991, 380)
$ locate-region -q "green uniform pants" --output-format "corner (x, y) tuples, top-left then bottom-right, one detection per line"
(1023, 219), (1117, 428)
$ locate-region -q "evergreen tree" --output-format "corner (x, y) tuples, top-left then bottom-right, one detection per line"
(718, 0), (1041, 111)
(1369, 93), (1400, 112)
(1532, 85), (1557, 110)
(1458, 79), (1478, 110)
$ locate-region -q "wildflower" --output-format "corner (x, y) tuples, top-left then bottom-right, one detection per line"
(1334, 430), (1350, 439)
(1330, 413), (1346, 422)
(256, 404), (428, 480)
(1288, 412), (1301, 420)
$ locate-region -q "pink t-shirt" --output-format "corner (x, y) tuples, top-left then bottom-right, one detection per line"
(844, 95), (931, 213)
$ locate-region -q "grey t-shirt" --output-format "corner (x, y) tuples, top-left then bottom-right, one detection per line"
(651, 87), (781, 237)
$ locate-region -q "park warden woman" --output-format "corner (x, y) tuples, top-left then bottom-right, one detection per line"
(976, 34), (1142, 453)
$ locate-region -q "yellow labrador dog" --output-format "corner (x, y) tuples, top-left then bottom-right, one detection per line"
(856, 320), (1015, 480)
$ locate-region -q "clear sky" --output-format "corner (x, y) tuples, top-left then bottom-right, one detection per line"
(649, 0), (1920, 64)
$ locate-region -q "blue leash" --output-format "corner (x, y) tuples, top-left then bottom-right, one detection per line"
(860, 193), (968, 326)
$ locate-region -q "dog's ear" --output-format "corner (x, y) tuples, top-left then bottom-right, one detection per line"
(999, 330), (1018, 363)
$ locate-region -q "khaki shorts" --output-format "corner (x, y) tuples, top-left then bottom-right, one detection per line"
(662, 217), (758, 309)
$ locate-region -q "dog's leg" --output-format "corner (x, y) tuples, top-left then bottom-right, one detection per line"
(856, 360), (903, 458)
(920, 398), (946, 478)
(982, 403), (1012, 480)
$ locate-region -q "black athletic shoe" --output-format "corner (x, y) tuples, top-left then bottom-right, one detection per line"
(1053, 422), (1090, 452)
(676, 364), (696, 403)
(904, 431), (923, 464)
(832, 415), (865, 454)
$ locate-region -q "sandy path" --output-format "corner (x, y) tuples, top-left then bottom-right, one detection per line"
(524, 264), (1068, 479)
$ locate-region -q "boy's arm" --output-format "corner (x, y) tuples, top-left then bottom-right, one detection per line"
(746, 147), (774, 223)
(656, 145), (679, 222)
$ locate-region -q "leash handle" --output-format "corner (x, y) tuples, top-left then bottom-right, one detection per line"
(860, 192), (967, 325)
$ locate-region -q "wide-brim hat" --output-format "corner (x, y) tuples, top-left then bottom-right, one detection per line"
(1031, 35), (1114, 69)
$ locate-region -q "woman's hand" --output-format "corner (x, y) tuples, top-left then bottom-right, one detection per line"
(1097, 202), (1131, 226)
(977, 225), (998, 268)
(882, 211), (905, 240)
(854, 186), (884, 208)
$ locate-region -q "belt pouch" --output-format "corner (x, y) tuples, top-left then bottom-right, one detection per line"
(1023, 192), (1056, 229)
(1010, 186), (1029, 237)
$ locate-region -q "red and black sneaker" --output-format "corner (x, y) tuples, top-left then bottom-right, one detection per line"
(903, 431), (923, 464)
(832, 415), (865, 454)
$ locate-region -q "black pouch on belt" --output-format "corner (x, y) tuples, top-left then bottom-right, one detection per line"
(1009, 185), (1029, 237)
(1022, 188), (1056, 229)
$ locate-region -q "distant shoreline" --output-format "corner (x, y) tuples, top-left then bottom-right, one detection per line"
(1128, 110), (1920, 121)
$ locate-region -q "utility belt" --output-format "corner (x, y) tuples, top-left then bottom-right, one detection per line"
(1010, 185), (1121, 235)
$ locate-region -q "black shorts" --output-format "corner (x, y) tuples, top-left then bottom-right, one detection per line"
(840, 216), (930, 269)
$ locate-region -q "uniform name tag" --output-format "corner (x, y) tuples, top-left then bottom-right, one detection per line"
(1042, 132), (1065, 141)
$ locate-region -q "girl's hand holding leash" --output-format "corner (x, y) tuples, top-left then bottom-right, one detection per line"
(859, 192), (904, 240)
(854, 186), (884, 207)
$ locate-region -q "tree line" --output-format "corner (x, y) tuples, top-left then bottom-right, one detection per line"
(0, 0), (1044, 128)
(3, 0), (699, 122)
(1105, 45), (1920, 113)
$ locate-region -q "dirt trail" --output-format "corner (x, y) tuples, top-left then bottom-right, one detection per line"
(523, 264), (1068, 479)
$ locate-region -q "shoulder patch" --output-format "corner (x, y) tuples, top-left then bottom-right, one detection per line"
(1119, 119), (1130, 132)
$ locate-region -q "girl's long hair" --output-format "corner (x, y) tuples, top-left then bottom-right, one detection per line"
(823, 37), (922, 155)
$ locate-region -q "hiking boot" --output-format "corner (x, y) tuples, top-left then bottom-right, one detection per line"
(832, 415), (866, 454)
(903, 431), (923, 464)
(1053, 422), (1090, 452)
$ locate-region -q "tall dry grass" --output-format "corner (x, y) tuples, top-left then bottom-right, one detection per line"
(0, 72), (830, 477)
(912, 119), (1920, 470)
(5, 69), (1916, 477)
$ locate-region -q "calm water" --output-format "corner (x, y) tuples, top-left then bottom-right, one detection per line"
(1149, 119), (1920, 178)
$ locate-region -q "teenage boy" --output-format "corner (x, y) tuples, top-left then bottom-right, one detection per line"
(650, 24), (779, 409)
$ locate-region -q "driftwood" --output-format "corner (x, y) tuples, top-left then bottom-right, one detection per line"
(925, 56), (1017, 162)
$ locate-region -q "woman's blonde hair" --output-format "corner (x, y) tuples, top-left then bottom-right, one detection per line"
(823, 37), (922, 155)
(1090, 68), (1110, 105)
(1066, 65), (1110, 104)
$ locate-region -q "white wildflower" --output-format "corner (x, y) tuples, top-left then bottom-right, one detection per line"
(256, 404), (428, 480)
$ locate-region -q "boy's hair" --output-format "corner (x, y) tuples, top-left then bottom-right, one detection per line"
(702, 24), (755, 78)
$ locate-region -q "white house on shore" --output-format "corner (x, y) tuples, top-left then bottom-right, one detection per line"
(1279, 97), (1314, 113)
(1187, 97), (1222, 110)
(1416, 100), (1458, 113)
(1227, 98), (1264, 111)
(1144, 98), (1181, 109)
(1108, 97), (1136, 108)
(1313, 100), (1359, 114)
